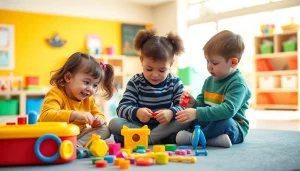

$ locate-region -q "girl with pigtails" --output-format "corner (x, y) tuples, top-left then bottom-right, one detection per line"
(109, 29), (190, 146)
(39, 52), (115, 146)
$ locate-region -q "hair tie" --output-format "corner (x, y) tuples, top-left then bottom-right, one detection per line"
(100, 62), (107, 72)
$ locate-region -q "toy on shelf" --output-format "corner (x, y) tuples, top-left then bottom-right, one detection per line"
(24, 76), (42, 90)
(84, 134), (108, 157)
(260, 24), (275, 34)
(281, 17), (300, 32)
(0, 72), (23, 91)
(121, 125), (150, 149)
(0, 121), (79, 166)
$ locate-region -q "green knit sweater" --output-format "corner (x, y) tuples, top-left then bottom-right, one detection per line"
(194, 69), (251, 141)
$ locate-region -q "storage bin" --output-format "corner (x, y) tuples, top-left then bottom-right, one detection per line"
(0, 99), (19, 115)
(259, 76), (280, 89)
(281, 75), (297, 89)
(26, 98), (44, 114)
(283, 41), (297, 52)
(260, 44), (273, 54)
(288, 58), (298, 70)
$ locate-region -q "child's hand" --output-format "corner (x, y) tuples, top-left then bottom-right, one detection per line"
(180, 91), (195, 108)
(175, 108), (197, 123)
(154, 109), (173, 124)
(92, 115), (105, 128)
(70, 111), (95, 125)
(137, 108), (153, 123)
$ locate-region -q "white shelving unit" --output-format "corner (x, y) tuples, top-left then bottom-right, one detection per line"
(253, 29), (300, 110)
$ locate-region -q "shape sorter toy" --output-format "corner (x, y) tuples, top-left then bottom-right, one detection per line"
(0, 122), (80, 166)
(121, 125), (150, 149)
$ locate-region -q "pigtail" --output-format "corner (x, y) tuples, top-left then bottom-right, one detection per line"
(133, 29), (156, 52)
(101, 64), (115, 100)
(166, 32), (185, 56)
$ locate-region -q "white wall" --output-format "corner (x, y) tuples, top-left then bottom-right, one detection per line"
(0, 0), (153, 23)
(152, 1), (178, 36)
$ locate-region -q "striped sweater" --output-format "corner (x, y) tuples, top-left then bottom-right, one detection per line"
(117, 73), (184, 124)
(194, 69), (251, 141)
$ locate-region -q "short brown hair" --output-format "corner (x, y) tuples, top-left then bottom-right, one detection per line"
(133, 28), (185, 61)
(203, 30), (245, 61)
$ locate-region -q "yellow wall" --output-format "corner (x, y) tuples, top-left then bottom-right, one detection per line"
(0, 10), (151, 86)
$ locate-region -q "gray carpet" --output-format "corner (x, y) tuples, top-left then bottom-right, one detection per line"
(1, 129), (300, 171)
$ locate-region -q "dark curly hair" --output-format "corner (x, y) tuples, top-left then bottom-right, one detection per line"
(133, 28), (185, 61)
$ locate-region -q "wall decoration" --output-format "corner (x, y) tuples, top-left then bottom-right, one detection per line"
(121, 24), (145, 56)
(0, 24), (14, 69)
(86, 34), (101, 55)
(46, 33), (66, 48)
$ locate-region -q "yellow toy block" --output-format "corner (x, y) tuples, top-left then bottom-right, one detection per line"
(169, 156), (197, 163)
(121, 125), (150, 149)
(153, 145), (165, 153)
(84, 134), (108, 157)
(155, 152), (169, 165)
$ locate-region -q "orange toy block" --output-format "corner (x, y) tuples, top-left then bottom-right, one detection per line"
(119, 160), (130, 169)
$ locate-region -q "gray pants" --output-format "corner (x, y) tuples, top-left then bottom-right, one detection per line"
(77, 124), (111, 145)
(109, 117), (190, 144)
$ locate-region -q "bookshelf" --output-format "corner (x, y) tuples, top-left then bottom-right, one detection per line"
(253, 29), (299, 110)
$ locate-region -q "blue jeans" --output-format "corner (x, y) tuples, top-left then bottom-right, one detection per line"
(109, 117), (190, 146)
(190, 118), (243, 144)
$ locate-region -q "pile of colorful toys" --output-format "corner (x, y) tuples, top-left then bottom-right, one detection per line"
(76, 125), (208, 169)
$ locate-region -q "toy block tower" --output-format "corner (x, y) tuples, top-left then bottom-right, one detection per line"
(121, 125), (150, 149)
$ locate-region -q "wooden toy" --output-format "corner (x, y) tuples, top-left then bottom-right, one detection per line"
(121, 125), (150, 149)
(0, 122), (79, 166)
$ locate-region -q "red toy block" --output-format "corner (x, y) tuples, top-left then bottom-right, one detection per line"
(116, 151), (128, 158)
(180, 96), (190, 107)
(17, 117), (27, 125)
(151, 112), (158, 117)
(95, 160), (108, 168)
(6, 122), (16, 125)
(25, 76), (39, 86)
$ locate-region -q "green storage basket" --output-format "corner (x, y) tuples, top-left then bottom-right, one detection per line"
(283, 41), (297, 52)
(0, 99), (19, 116)
(260, 44), (273, 54)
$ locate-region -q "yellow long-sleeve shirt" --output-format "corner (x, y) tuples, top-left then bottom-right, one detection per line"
(38, 87), (106, 131)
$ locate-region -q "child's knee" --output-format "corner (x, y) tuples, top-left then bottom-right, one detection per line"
(95, 125), (111, 139)
(108, 118), (123, 133)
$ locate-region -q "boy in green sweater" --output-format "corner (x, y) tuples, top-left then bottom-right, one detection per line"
(175, 30), (251, 148)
